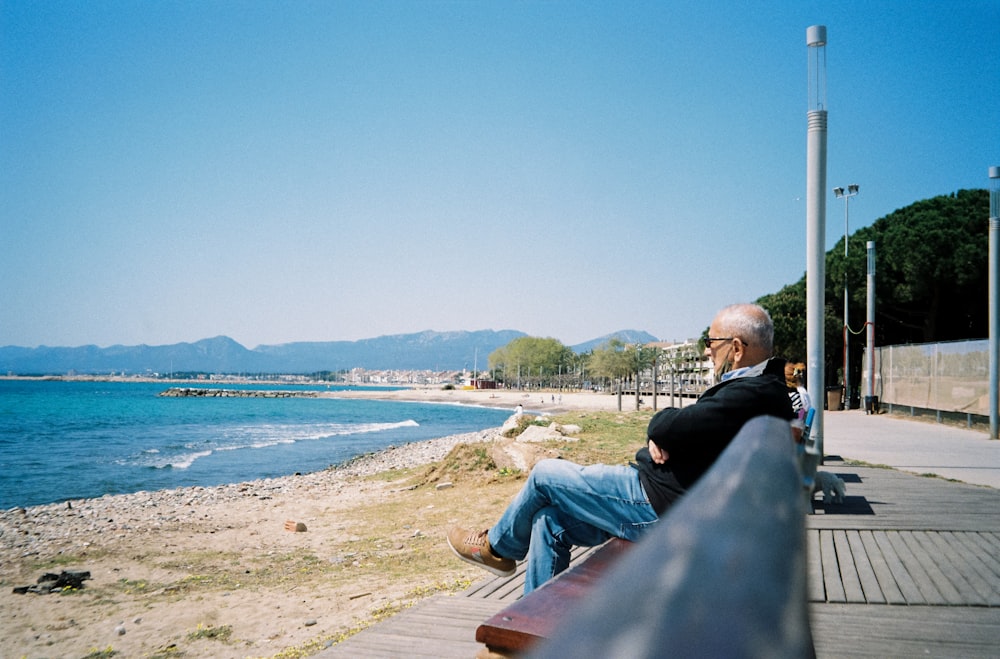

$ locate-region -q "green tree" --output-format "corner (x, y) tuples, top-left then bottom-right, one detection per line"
(588, 339), (632, 386)
(587, 340), (659, 406)
(488, 336), (574, 388)
(756, 188), (989, 390)
(843, 189), (988, 343)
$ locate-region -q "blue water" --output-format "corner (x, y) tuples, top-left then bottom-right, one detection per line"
(0, 380), (511, 509)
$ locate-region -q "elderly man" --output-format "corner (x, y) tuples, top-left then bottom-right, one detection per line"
(447, 303), (794, 593)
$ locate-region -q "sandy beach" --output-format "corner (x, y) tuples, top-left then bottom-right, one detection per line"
(320, 385), (644, 414)
(0, 387), (643, 659)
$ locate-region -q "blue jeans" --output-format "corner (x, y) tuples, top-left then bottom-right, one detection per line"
(487, 459), (658, 593)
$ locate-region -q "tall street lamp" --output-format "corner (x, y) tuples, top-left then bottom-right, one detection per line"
(834, 184), (859, 409)
(989, 167), (1000, 439)
(806, 25), (828, 459)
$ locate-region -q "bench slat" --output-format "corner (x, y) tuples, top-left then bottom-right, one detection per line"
(475, 538), (632, 652)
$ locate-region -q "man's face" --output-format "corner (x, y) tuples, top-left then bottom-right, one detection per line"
(705, 319), (735, 378)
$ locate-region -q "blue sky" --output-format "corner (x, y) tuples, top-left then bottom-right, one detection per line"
(2, 1), (997, 349)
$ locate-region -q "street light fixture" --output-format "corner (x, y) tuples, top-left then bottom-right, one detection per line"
(834, 184), (859, 409)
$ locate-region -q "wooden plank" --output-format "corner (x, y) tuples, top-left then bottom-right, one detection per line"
(462, 543), (596, 601)
(857, 530), (903, 604)
(898, 530), (964, 605)
(820, 530), (847, 602)
(964, 531), (1000, 572)
(871, 530), (925, 604)
(913, 531), (989, 606)
(317, 596), (504, 658)
(833, 530), (867, 602)
(806, 529), (826, 602)
(811, 604), (1000, 659)
(943, 531), (1000, 605)
(977, 528), (1000, 553)
(463, 571), (518, 599)
(844, 530), (885, 604)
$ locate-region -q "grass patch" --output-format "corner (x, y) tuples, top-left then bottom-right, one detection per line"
(146, 645), (183, 659)
(30, 549), (110, 572)
(547, 411), (652, 465)
(150, 549), (334, 595)
(116, 577), (157, 595)
(501, 414), (549, 438)
(186, 622), (233, 642)
(81, 647), (117, 659)
(842, 459), (895, 470)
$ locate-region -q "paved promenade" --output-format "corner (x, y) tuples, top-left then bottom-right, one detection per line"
(822, 410), (1000, 488)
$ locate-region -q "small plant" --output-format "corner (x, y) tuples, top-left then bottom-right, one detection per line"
(81, 647), (116, 659)
(117, 578), (151, 594)
(186, 622), (233, 642)
(147, 645), (183, 659)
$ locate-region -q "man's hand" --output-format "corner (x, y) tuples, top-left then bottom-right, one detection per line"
(648, 439), (669, 464)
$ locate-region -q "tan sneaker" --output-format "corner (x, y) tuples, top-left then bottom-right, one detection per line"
(446, 527), (516, 577)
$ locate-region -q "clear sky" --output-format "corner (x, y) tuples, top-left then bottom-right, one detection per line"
(2, 1), (997, 349)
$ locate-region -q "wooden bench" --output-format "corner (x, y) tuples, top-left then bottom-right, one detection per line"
(475, 537), (632, 654)
(475, 415), (814, 658)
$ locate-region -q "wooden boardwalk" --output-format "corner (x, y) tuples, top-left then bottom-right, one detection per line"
(319, 460), (1000, 658)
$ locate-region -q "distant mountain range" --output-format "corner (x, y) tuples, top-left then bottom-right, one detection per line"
(0, 329), (660, 375)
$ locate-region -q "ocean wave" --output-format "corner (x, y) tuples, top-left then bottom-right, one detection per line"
(163, 450), (213, 470)
(135, 419), (421, 470)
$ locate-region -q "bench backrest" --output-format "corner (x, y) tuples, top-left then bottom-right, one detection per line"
(799, 406), (822, 501)
(528, 415), (814, 659)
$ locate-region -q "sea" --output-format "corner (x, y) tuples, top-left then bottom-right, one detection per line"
(0, 379), (512, 510)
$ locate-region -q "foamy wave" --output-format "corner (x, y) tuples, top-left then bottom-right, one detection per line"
(219, 419), (420, 449)
(136, 419), (421, 469)
(163, 450), (213, 470)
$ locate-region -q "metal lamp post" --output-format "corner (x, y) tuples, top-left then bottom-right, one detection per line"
(865, 240), (877, 413)
(806, 25), (828, 460)
(989, 167), (1000, 439)
(834, 184), (859, 409)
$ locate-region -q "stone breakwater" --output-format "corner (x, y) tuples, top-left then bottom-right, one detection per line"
(159, 387), (320, 398)
(0, 427), (501, 565)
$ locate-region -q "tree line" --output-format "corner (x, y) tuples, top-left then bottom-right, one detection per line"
(760, 188), (989, 401)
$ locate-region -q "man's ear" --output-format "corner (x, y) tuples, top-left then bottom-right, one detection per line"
(732, 338), (747, 365)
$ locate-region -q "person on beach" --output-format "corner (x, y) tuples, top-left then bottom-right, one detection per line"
(446, 303), (795, 593)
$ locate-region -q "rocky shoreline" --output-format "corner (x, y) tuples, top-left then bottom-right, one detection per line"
(0, 427), (500, 564)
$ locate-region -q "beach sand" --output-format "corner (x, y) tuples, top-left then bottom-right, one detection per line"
(320, 385), (638, 412)
(0, 388), (649, 658)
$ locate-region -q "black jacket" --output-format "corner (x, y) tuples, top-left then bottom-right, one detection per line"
(634, 358), (794, 514)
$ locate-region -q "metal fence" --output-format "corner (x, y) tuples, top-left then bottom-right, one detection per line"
(866, 339), (990, 417)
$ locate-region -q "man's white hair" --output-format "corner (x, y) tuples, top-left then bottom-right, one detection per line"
(715, 303), (774, 352)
